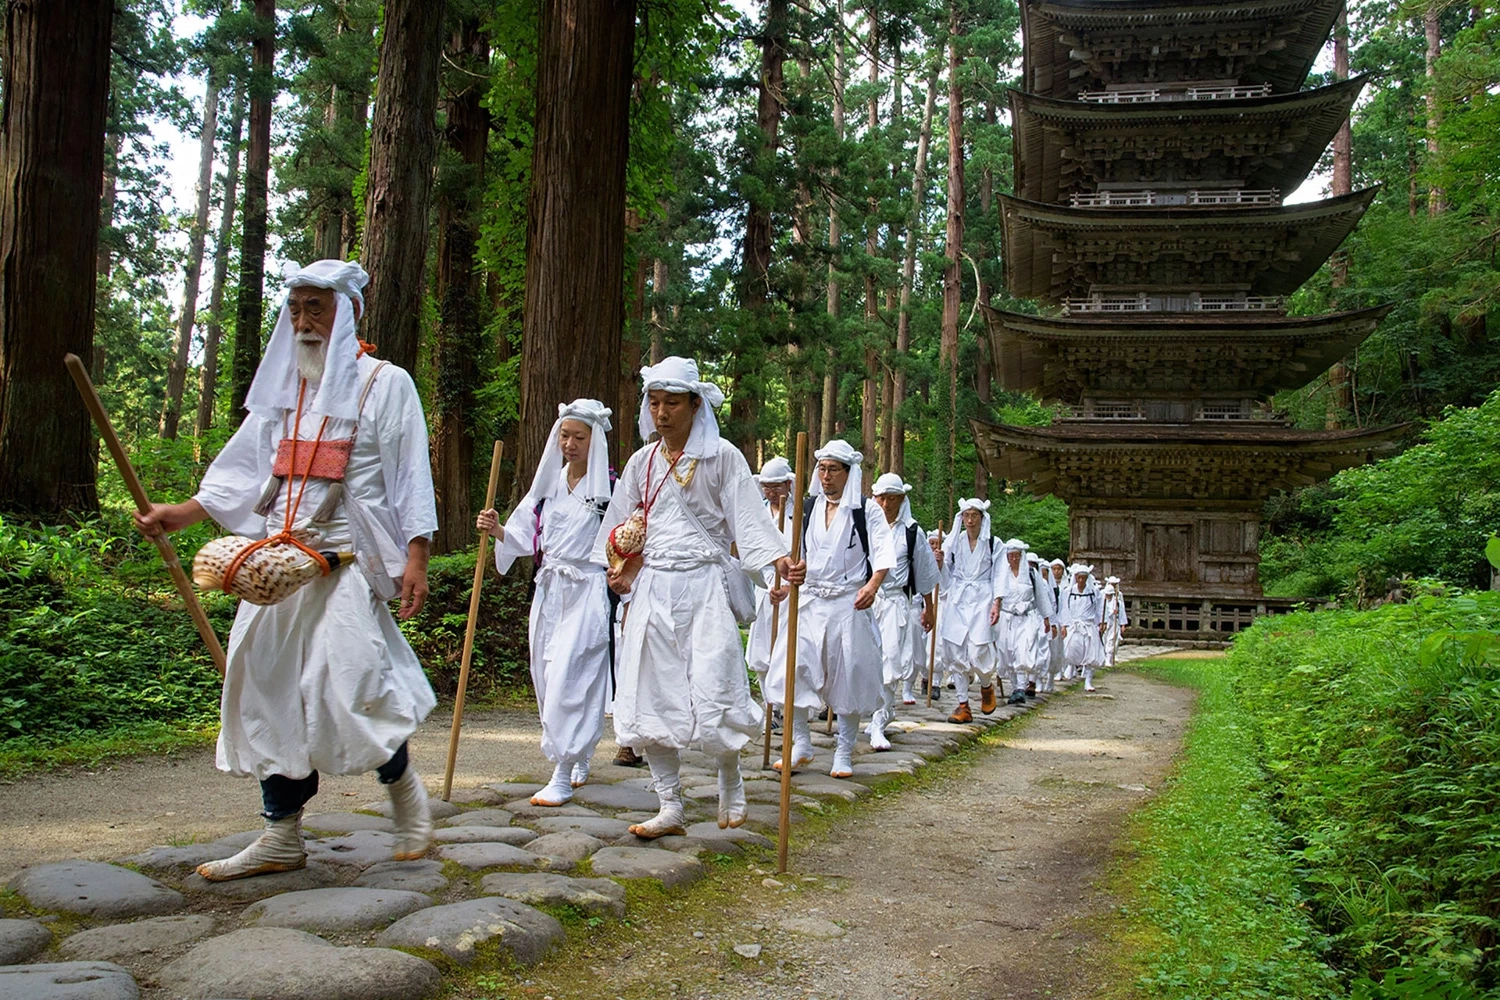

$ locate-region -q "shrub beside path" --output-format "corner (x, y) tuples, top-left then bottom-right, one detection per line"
(0, 643), (1178, 999)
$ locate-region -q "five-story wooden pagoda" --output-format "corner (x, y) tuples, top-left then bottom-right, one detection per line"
(973, 0), (1407, 638)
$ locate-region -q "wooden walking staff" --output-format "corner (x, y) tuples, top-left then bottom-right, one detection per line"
(442, 440), (505, 801)
(64, 354), (227, 677)
(762, 500), (788, 770)
(926, 521), (944, 709)
(776, 432), (810, 874)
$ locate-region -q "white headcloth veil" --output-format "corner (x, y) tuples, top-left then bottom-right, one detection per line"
(755, 456), (795, 483)
(638, 356), (725, 459)
(944, 498), (991, 556)
(244, 260), (371, 422)
(872, 472), (915, 525)
(813, 439), (864, 509)
(525, 399), (614, 505)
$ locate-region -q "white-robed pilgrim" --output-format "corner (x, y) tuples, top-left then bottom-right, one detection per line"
(193, 260), (437, 782)
(591, 359), (786, 757)
(1102, 577), (1129, 664)
(994, 538), (1054, 691)
(1060, 564), (1107, 676)
(490, 400), (614, 779)
(938, 499), (1001, 687)
(745, 455), (795, 682)
(867, 473), (940, 747)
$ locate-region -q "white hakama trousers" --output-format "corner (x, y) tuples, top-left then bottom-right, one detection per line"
(745, 587), (787, 685)
(218, 534), (436, 782)
(872, 588), (912, 731)
(1063, 625), (1106, 673)
(1050, 628), (1066, 680)
(529, 559), (612, 764)
(764, 584), (883, 718)
(940, 637), (998, 704)
(998, 609), (1047, 690)
(614, 561), (763, 756)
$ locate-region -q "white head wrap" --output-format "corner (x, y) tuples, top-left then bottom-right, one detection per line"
(945, 498), (991, 556)
(1103, 582), (1116, 595)
(755, 456), (795, 484)
(524, 399), (613, 505)
(1068, 562), (1096, 590)
(1050, 558), (1066, 569)
(244, 260), (371, 421)
(638, 356), (725, 458)
(813, 439), (864, 509)
(1026, 551), (1040, 563)
(871, 472), (914, 525)
(1003, 537), (1028, 552)
(1106, 575), (1121, 585)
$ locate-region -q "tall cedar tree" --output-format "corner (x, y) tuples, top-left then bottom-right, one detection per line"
(229, 0), (275, 424)
(517, 0), (636, 479)
(361, 0), (446, 374)
(197, 83), (246, 436)
(0, 0), (116, 516)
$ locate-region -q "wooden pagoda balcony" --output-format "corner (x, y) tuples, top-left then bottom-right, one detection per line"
(1077, 83), (1272, 103)
(1060, 293), (1285, 314)
(1069, 189), (1280, 208)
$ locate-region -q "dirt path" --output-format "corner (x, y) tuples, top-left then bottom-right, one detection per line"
(0, 705), (570, 879)
(540, 669), (1195, 1000)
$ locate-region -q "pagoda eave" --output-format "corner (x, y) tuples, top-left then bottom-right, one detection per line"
(1010, 78), (1366, 204)
(970, 418), (1412, 503)
(1000, 187), (1379, 303)
(1021, 0), (1342, 99)
(982, 303), (1395, 400)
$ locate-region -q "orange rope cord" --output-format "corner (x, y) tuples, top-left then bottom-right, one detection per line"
(221, 381), (335, 592)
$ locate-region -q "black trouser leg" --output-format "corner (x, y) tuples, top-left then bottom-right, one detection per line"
(260, 772), (319, 821)
(376, 741), (409, 785)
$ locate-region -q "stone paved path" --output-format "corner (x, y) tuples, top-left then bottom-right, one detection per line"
(0, 646), (1175, 1000)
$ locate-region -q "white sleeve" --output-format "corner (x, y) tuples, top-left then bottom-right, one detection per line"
(722, 446), (788, 574)
(864, 500), (897, 573)
(591, 451), (645, 567)
(911, 527), (941, 597)
(381, 368), (438, 544)
(193, 414), (276, 537)
(493, 499), (537, 575)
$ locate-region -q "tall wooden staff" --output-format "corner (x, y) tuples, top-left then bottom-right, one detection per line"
(64, 354), (227, 677)
(926, 521), (944, 709)
(761, 499), (788, 770)
(776, 433), (809, 874)
(442, 440), (505, 800)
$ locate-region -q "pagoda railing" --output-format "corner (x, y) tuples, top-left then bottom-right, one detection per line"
(1059, 400), (1280, 422)
(1070, 188), (1280, 208)
(1077, 83), (1273, 104)
(1062, 294), (1285, 314)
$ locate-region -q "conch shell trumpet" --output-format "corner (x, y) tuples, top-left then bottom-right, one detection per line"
(606, 509), (646, 573)
(192, 535), (355, 606)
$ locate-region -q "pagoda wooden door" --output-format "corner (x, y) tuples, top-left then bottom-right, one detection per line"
(1142, 524), (1193, 583)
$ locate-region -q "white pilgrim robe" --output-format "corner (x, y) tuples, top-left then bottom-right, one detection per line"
(1102, 590), (1129, 664)
(492, 472), (612, 764)
(745, 502), (791, 682)
(194, 355), (437, 781)
(764, 495), (896, 716)
(592, 440), (786, 755)
(1047, 579), (1066, 677)
(995, 561), (1053, 675)
(938, 533), (1000, 679)
(1060, 585), (1106, 669)
(874, 518), (940, 688)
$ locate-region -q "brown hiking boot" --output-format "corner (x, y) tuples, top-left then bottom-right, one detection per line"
(980, 685), (997, 714)
(613, 745), (645, 767)
(948, 702), (973, 724)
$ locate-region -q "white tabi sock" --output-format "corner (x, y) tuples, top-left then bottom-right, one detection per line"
(953, 671), (970, 705)
(631, 748), (686, 839)
(716, 751), (747, 829)
(196, 811), (307, 882)
(570, 758), (591, 788)
(775, 711), (815, 771)
(1084, 667), (1095, 691)
(832, 714), (859, 777)
(900, 678), (916, 704)
(868, 687), (894, 751)
(388, 768), (434, 861)
(531, 760), (574, 807)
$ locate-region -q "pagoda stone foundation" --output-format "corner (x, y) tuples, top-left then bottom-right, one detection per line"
(973, 0), (1408, 640)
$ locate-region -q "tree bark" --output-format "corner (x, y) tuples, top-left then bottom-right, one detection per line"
(623, 216), (647, 472)
(161, 73), (222, 440)
(1327, 4), (1354, 428)
(517, 0), (635, 480)
(229, 0), (276, 425)
(197, 84), (246, 437)
(940, 17), (965, 513)
(649, 257), (668, 364)
(973, 98), (995, 498)
(0, 0), (115, 516)
(97, 132), (121, 279)
(1424, 6), (1444, 215)
(860, 10), (880, 470)
(360, 0), (446, 375)
(822, 4), (847, 447)
(893, 67), (938, 477)
(430, 16), (489, 556)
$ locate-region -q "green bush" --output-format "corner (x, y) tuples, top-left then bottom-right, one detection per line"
(1229, 592), (1500, 991)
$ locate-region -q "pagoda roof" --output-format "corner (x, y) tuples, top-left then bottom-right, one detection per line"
(1010, 78), (1366, 204)
(983, 304), (1393, 401)
(971, 418), (1410, 502)
(1021, 0), (1342, 100)
(1000, 187), (1378, 303)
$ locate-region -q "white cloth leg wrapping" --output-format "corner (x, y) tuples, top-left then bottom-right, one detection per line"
(832, 714), (860, 777)
(196, 812), (306, 881)
(388, 768), (433, 860)
(716, 751), (747, 829)
(868, 686), (895, 750)
(532, 760), (575, 807)
(632, 746), (686, 838)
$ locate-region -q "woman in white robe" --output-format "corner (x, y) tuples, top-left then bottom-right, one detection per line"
(478, 400), (614, 807)
(594, 358), (800, 838)
(867, 474), (938, 749)
(1060, 564), (1107, 691)
(745, 456), (794, 686)
(1047, 559), (1067, 681)
(937, 499), (1001, 722)
(764, 441), (895, 778)
(994, 539), (1053, 699)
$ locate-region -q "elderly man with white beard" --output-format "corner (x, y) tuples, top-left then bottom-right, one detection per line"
(764, 440), (896, 778)
(134, 260), (438, 881)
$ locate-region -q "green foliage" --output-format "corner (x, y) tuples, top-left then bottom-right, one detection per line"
(1228, 592), (1500, 992)
(1117, 655), (1343, 1000)
(1262, 389), (1500, 599)
(399, 550), (533, 701)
